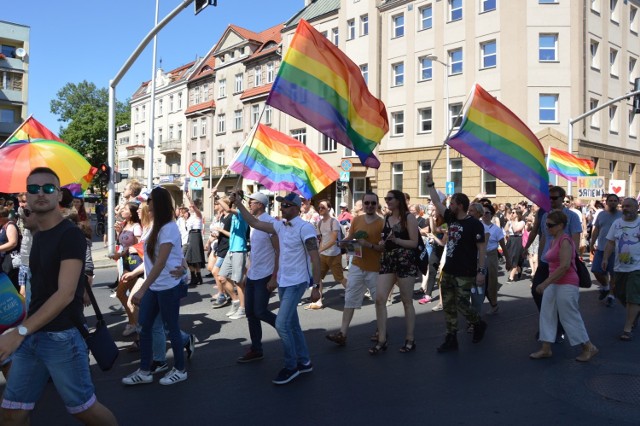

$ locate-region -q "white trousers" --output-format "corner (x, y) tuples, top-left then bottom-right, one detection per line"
(539, 284), (589, 346)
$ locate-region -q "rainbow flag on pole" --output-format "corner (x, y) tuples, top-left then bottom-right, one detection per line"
(547, 147), (596, 182)
(447, 84), (551, 211)
(230, 124), (339, 199)
(266, 19), (388, 168)
(4, 115), (63, 144)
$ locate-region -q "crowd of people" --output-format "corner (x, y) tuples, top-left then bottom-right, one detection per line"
(0, 171), (639, 423)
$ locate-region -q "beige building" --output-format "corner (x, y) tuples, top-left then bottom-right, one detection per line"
(0, 20), (29, 141)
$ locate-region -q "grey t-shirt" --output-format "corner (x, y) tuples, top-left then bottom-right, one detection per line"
(594, 210), (622, 250)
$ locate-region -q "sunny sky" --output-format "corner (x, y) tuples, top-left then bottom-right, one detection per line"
(3, 0), (303, 133)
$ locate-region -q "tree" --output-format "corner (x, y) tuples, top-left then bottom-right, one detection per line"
(51, 80), (130, 166)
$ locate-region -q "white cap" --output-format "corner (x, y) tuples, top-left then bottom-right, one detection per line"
(249, 192), (269, 206)
(339, 202), (348, 208)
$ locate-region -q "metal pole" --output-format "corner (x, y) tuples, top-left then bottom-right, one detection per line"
(147, 0), (160, 189)
(567, 121), (573, 195)
(444, 61), (450, 183)
(107, 84), (116, 255)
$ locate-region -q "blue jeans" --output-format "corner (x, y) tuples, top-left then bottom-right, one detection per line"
(245, 275), (276, 353)
(138, 285), (185, 371)
(276, 282), (310, 370)
(151, 314), (190, 363)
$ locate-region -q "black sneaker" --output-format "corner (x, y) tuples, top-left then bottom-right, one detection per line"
(185, 334), (196, 360)
(437, 333), (458, 353)
(297, 362), (313, 374)
(272, 368), (300, 385)
(149, 361), (169, 374)
(237, 349), (264, 363)
(598, 289), (609, 301)
(472, 320), (487, 343)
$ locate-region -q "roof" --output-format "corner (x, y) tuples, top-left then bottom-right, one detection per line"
(185, 100), (216, 115)
(243, 23), (284, 63)
(239, 84), (272, 101)
(131, 60), (197, 99)
(189, 54), (216, 83)
(283, 0), (340, 31)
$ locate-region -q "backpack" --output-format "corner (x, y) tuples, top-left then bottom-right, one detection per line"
(1, 221), (21, 273)
(574, 252), (592, 289)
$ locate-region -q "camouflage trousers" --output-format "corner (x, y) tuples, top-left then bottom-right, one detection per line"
(441, 272), (481, 334)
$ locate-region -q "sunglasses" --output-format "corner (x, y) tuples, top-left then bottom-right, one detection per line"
(546, 222), (559, 228)
(384, 196), (395, 202)
(549, 195), (561, 200)
(26, 184), (59, 195)
(364, 201), (377, 206)
(281, 203), (294, 209)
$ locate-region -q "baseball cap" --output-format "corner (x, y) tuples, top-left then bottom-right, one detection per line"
(249, 192), (269, 206)
(339, 202), (347, 208)
(276, 193), (302, 207)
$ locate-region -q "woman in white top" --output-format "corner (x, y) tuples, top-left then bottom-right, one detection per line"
(184, 191), (206, 286)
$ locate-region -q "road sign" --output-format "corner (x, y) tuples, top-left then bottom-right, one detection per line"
(340, 159), (353, 172)
(445, 181), (455, 195)
(190, 177), (203, 190)
(189, 160), (204, 177)
(339, 171), (350, 182)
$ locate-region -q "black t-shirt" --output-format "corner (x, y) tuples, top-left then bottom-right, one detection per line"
(215, 213), (232, 258)
(443, 209), (485, 277)
(29, 219), (87, 331)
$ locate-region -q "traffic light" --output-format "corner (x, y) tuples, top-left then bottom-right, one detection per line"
(98, 163), (111, 185)
(195, 0), (217, 15)
(634, 78), (640, 114)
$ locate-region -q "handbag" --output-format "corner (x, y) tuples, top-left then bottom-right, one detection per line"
(574, 251), (592, 289)
(75, 277), (119, 371)
(415, 236), (430, 276)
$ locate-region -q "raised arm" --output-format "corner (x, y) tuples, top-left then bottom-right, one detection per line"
(425, 171), (445, 217)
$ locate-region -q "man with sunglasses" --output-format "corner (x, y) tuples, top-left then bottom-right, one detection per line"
(233, 191), (320, 385)
(0, 168), (117, 425)
(326, 192), (384, 346)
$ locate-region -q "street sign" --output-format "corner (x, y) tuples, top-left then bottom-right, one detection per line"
(340, 159), (353, 172)
(445, 181), (455, 195)
(189, 160), (204, 177)
(190, 177), (203, 190)
(339, 171), (350, 182)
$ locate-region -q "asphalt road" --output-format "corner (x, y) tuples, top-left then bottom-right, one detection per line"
(1, 263), (639, 425)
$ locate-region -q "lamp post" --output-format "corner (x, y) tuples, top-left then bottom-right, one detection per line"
(426, 55), (450, 183)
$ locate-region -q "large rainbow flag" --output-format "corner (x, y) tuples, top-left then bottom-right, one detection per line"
(4, 116), (63, 144)
(230, 124), (339, 199)
(447, 84), (551, 211)
(266, 19), (388, 168)
(547, 147), (596, 182)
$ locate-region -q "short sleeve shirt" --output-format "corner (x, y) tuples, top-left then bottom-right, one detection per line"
(318, 217), (341, 256)
(594, 210), (622, 249)
(443, 209), (485, 277)
(247, 213), (276, 280)
(347, 215), (384, 272)
(228, 213), (249, 253)
(483, 222), (505, 252)
(272, 217), (317, 287)
(605, 216), (640, 272)
(143, 221), (184, 291)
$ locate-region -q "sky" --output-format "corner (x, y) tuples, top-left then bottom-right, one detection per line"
(3, 0), (303, 133)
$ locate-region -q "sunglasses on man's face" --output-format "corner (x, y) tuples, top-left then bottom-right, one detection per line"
(364, 201), (377, 206)
(26, 184), (59, 195)
(546, 222), (559, 228)
(281, 203), (294, 209)
(549, 195), (561, 201)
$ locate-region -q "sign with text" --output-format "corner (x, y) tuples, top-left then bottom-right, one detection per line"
(339, 171), (350, 182)
(577, 176), (605, 199)
(608, 180), (626, 197)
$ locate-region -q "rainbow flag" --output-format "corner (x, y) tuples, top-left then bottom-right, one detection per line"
(266, 19), (388, 168)
(547, 147), (596, 182)
(230, 124), (339, 199)
(4, 116), (63, 144)
(447, 84), (551, 211)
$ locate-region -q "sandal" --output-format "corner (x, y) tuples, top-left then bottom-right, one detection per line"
(620, 331), (633, 341)
(326, 331), (347, 346)
(304, 301), (323, 310)
(370, 330), (379, 342)
(399, 340), (416, 353)
(368, 340), (388, 355)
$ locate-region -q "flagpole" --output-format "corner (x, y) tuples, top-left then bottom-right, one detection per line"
(234, 103), (268, 189)
(430, 87), (473, 172)
(0, 113), (33, 148)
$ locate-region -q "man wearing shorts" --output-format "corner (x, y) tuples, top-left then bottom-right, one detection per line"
(0, 167), (117, 425)
(326, 192), (384, 345)
(590, 194), (622, 306)
(602, 197), (640, 340)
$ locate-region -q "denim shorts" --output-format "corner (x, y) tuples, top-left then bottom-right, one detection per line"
(1, 328), (97, 414)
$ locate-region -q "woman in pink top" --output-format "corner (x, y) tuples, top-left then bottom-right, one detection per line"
(530, 210), (598, 362)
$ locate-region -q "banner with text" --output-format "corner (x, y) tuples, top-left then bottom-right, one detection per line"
(577, 176), (605, 199)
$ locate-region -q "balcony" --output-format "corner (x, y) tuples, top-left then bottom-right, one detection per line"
(210, 165), (239, 179)
(0, 88), (23, 103)
(0, 57), (26, 71)
(158, 139), (181, 154)
(127, 145), (146, 159)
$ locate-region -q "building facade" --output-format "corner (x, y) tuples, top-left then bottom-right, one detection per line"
(0, 20), (29, 141)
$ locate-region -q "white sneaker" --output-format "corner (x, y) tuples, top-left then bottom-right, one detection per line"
(229, 308), (246, 320)
(159, 368), (188, 385)
(122, 369), (153, 386)
(123, 324), (138, 337)
(226, 302), (240, 317)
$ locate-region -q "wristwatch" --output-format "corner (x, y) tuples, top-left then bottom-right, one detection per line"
(477, 267), (487, 274)
(17, 325), (28, 337)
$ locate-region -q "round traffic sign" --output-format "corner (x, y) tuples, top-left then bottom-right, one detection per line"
(340, 159), (353, 171)
(189, 161), (204, 177)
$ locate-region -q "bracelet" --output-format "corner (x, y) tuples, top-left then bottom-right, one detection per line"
(427, 182), (435, 188)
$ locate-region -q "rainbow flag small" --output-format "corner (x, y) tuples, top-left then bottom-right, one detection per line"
(5, 116), (63, 144)
(547, 147), (596, 182)
(230, 124), (339, 199)
(447, 84), (551, 211)
(266, 19), (388, 168)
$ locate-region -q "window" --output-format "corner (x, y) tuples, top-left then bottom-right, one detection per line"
(200, 118), (206, 137)
(392, 62), (405, 86)
(194, 86), (201, 104)
(217, 114), (226, 134)
(539, 34), (558, 61)
(450, 159), (463, 193)
(158, 128), (163, 143)
(200, 151), (207, 167)
(391, 111), (405, 136)
(392, 14), (405, 38)
(419, 57), (433, 81)
(610, 0), (618, 23)
(482, 171), (497, 195)
(142, 105), (146, 120)
(610, 48), (619, 77)
(158, 99), (163, 116)
(590, 98), (600, 128)
(481, 0), (496, 13)
(590, 40), (600, 69)
(178, 92), (183, 109)
(135, 107), (139, 122)
(0, 108), (14, 123)
(218, 79), (226, 98)
(251, 104), (260, 126)
(360, 64), (369, 84)
(169, 95), (174, 112)
(418, 108), (433, 133)
(254, 66), (262, 86)
(539, 0), (559, 3)
(630, 57), (637, 83)
(169, 125), (174, 140)
(449, 103), (463, 129)
(419, 5), (433, 30)
(192, 120), (198, 138)
(392, 163), (404, 191)
(418, 161), (432, 197)
(332, 27), (339, 45)
(449, 0), (463, 21)
(360, 14), (369, 36)
(217, 149), (225, 167)
(267, 63), (274, 83)
(235, 73), (243, 93)
(481, 40), (497, 69)
(449, 48), (463, 74)
(609, 105), (618, 133)
(631, 6), (638, 33)
(233, 110), (242, 131)
(291, 129), (307, 145)
(265, 105), (272, 124)
(344, 146), (358, 157)
(321, 135), (337, 152)
(177, 124), (182, 140)
(203, 83), (209, 101)
(609, 160), (616, 177)
(591, 0), (600, 13)
(629, 109), (637, 138)
(347, 19), (355, 40)
(539, 94), (558, 123)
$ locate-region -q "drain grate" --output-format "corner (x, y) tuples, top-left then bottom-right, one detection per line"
(587, 374), (640, 404)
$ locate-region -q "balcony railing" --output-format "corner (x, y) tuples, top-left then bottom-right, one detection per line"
(158, 139), (181, 154)
(127, 146), (145, 159)
(210, 165), (239, 178)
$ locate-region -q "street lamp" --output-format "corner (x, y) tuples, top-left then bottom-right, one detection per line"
(426, 55), (451, 184)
